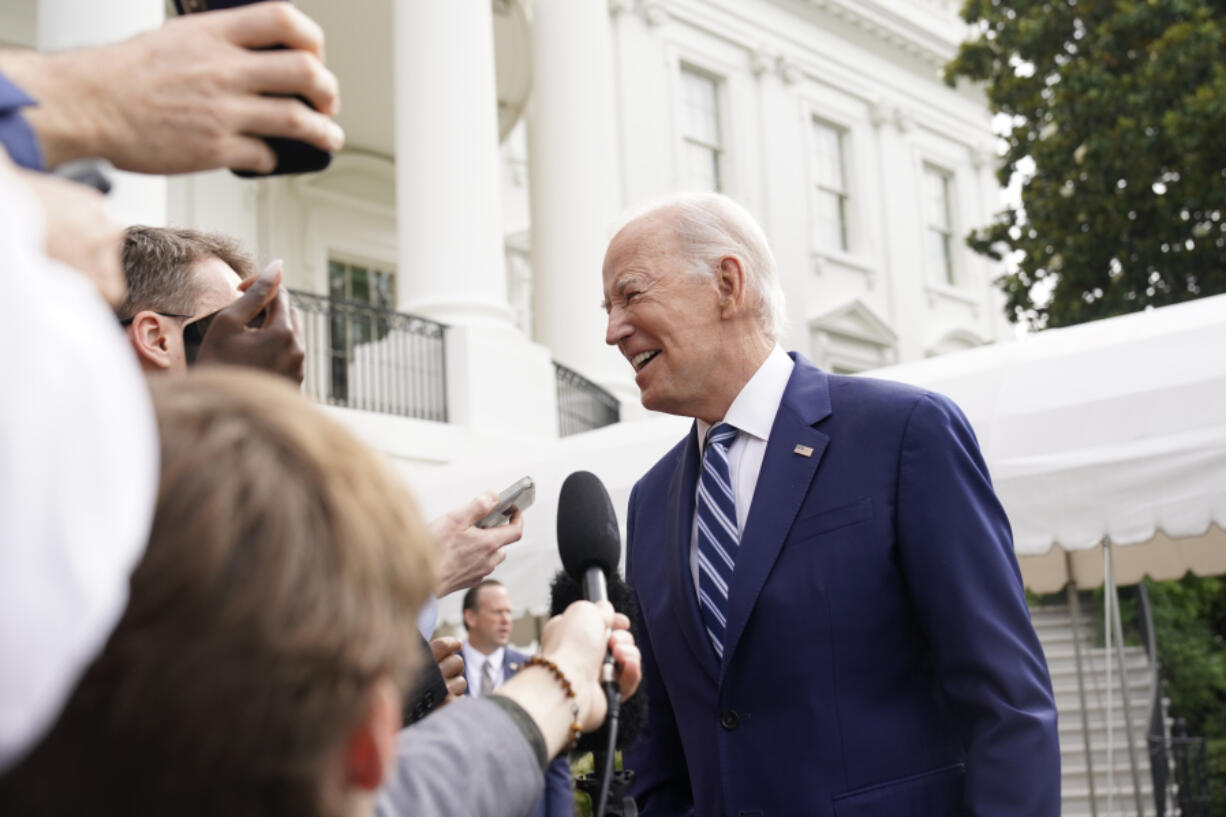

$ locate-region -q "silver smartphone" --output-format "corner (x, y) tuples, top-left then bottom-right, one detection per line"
(476, 476), (535, 529)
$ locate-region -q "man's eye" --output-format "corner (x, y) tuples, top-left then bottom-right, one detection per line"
(624, 291), (640, 303)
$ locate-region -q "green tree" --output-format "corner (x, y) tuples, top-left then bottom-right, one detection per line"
(945, 0), (1226, 328)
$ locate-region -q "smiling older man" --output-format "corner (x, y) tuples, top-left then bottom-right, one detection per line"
(602, 192), (1059, 817)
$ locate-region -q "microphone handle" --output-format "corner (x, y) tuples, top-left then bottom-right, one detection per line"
(582, 567), (609, 604)
(581, 567), (618, 685)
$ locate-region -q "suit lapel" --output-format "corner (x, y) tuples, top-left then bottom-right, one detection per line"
(720, 356), (832, 681)
(665, 423), (720, 683)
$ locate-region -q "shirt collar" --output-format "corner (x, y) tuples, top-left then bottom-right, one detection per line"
(697, 344), (794, 448)
(463, 642), (505, 672)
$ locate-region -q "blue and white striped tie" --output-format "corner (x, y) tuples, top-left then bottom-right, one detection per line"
(696, 422), (739, 659)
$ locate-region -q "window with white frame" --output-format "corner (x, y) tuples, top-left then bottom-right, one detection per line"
(923, 164), (956, 285)
(679, 66), (723, 193)
(811, 119), (850, 253)
(327, 258), (397, 401)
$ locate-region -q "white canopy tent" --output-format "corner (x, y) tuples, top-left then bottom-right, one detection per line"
(401, 293), (1226, 626)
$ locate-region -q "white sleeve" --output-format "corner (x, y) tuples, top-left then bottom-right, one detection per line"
(0, 165), (158, 772)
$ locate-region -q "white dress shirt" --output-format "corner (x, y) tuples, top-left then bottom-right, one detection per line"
(690, 344), (794, 595)
(462, 642), (507, 697)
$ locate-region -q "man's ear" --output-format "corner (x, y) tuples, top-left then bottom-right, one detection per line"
(345, 677), (401, 792)
(462, 608), (477, 632)
(716, 255), (747, 317)
(126, 311), (175, 371)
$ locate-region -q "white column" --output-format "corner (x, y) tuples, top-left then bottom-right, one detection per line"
(37, 0), (166, 227)
(527, 0), (627, 391)
(391, 1), (556, 439)
(393, 0), (515, 327)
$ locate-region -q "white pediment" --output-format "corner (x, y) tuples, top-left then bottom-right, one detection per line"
(809, 299), (898, 347)
(926, 327), (987, 357)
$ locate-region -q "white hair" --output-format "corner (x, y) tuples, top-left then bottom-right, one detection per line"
(613, 192), (788, 341)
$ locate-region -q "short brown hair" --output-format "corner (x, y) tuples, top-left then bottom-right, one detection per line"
(0, 369), (437, 817)
(461, 579), (506, 628)
(118, 226), (257, 320)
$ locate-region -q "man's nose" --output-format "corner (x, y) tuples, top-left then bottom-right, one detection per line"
(605, 307), (629, 347)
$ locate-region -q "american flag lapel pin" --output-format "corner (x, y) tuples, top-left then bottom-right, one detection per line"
(793, 444), (814, 457)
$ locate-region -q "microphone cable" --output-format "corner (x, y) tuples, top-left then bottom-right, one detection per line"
(594, 660), (620, 817)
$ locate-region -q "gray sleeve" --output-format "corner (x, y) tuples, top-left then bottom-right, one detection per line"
(376, 698), (545, 817)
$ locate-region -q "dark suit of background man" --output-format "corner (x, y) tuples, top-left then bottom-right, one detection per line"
(461, 580), (572, 817)
(601, 193), (1060, 817)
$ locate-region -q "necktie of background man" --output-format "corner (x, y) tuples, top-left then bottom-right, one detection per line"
(480, 657), (496, 697)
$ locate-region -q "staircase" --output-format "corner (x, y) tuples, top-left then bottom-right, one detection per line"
(1030, 603), (1160, 817)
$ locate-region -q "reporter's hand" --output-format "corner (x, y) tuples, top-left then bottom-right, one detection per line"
(430, 636), (466, 704)
(493, 600), (640, 758)
(1, 2), (343, 174)
(430, 492), (525, 597)
(16, 168), (124, 306)
(195, 260), (306, 383)
(541, 600), (642, 731)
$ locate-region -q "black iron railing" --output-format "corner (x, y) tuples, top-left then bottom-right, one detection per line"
(291, 290), (448, 422)
(1138, 585), (1215, 817)
(1152, 722), (1214, 817)
(554, 362), (619, 437)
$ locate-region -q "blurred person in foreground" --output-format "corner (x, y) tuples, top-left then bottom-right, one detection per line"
(0, 368), (641, 817)
(462, 580), (573, 817)
(0, 150), (155, 773)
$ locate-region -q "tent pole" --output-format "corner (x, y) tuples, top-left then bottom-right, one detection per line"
(1066, 552), (1098, 817)
(1106, 539), (1146, 817)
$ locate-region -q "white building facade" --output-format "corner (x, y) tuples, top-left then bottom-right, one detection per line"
(7, 0), (1009, 470)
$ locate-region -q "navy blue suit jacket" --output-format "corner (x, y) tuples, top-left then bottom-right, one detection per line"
(623, 354), (1059, 817)
(466, 646), (573, 817)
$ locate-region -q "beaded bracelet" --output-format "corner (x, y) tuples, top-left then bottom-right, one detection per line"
(524, 655), (583, 752)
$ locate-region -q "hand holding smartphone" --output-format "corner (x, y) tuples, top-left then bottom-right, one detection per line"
(476, 477), (536, 529)
(172, 0), (334, 177)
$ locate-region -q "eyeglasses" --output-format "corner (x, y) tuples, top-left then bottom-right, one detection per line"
(117, 310), (194, 326)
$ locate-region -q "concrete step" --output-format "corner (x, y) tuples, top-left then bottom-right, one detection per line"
(1044, 667), (1147, 691)
(1061, 787), (1156, 817)
(1044, 649), (1150, 676)
(1062, 754), (1155, 778)
(1029, 608), (1087, 627)
(1055, 696), (1153, 722)
(1059, 736), (1156, 764)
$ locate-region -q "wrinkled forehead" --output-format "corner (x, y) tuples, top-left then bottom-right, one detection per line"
(604, 215), (679, 284)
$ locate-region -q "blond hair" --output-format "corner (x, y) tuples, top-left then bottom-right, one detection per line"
(1, 368), (436, 817)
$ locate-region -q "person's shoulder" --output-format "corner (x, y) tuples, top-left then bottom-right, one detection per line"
(787, 351), (934, 412)
(822, 372), (973, 445)
(504, 646), (529, 670)
(828, 372), (933, 406)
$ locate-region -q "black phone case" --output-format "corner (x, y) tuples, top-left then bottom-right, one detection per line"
(172, 0), (333, 177)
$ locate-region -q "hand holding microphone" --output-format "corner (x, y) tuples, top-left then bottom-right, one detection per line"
(537, 601), (641, 731)
(494, 599), (640, 759)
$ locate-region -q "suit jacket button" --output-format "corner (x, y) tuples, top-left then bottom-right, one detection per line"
(720, 710), (740, 730)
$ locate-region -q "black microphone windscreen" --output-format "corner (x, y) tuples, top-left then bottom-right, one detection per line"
(557, 471), (621, 580)
(548, 569), (646, 752)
